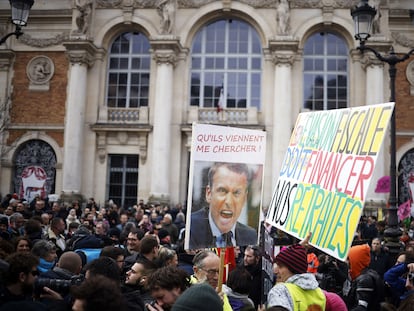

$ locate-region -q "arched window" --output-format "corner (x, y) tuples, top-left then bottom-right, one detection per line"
(398, 148), (414, 206)
(107, 32), (151, 108)
(190, 19), (262, 110)
(13, 140), (57, 202)
(303, 32), (348, 110)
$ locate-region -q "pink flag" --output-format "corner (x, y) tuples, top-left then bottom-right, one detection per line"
(398, 200), (411, 221)
(375, 176), (390, 193)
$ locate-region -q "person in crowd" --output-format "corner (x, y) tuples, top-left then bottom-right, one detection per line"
(94, 220), (112, 246)
(243, 245), (262, 308)
(384, 251), (414, 306)
(122, 257), (154, 309)
(134, 235), (160, 269)
(123, 228), (145, 269)
(0, 252), (39, 305)
(31, 240), (57, 273)
(39, 251), (82, 280)
(7, 213), (25, 240)
(361, 216), (378, 243)
(175, 242), (195, 275)
(84, 256), (121, 283)
(116, 213), (129, 233)
(158, 229), (172, 248)
(13, 236), (31, 253)
(156, 246), (178, 267)
(171, 283), (223, 311)
(0, 217), (9, 240)
(23, 219), (43, 245)
(146, 265), (190, 311)
(161, 214), (178, 245)
(189, 162), (257, 248)
(325, 290), (348, 311)
(344, 243), (384, 311)
(138, 214), (153, 234)
(191, 250), (233, 311)
(223, 266), (254, 310)
(44, 217), (66, 257)
(267, 243), (326, 310)
(369, 237), (392, 279)
(66, 208), (81, 230)
(100, 245), (126, 271)
(173, 212), (185, 234)
(317, 252), (348, 295)
(71, 275), (126, 311)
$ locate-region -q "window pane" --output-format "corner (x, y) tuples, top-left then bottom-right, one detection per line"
(303, 32), (348, 110)
(190, 19), (261, 110)
(107, 32), (151, 108)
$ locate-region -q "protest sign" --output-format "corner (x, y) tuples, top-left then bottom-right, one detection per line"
(185, 123), (266, 250)
(266, 103), (394, 261)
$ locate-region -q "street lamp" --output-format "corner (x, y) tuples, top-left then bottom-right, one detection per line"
(0, 0), (34, 45)
(351, 0), (414, 256)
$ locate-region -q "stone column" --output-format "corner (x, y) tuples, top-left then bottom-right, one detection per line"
(62, 41), (98, 195)
(269, 39), (298, 189)
(0, 51), (15, 192)
(148, 37), (182, 203)
(361, 50), (388, 203)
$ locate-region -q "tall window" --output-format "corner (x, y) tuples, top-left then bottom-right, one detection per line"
(303, 32), (348, 110)
(107, 32), (150, 108)
(107, 155), (138, 208)
(190, 19), (262, 109)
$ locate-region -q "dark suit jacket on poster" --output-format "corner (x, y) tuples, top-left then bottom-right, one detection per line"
(189, 207), (257, 249)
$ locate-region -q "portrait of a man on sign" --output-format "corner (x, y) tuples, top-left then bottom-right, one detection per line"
(188, 161), (261, 249)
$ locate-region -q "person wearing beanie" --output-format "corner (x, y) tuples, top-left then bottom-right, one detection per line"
(324, 290), (347, 311)
(344, 243), (384, 311)
(267, 234), (326, 311)
(171, 283), (222, 311)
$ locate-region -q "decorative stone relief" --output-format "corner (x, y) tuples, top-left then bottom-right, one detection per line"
(26, 56), (54, 91)
(290, 0), (354, 9)
(391, 32), (414, 48)
(406, 60), (414, 96)
(19, 33), (69, 48)
(369, 0), (381, 34)
(178, 0), (215, 8)
(157, 0), (177, 34)
(72, 0), (93, 38)
(96, 0), (123, 8)
(276, 0), (290, 36)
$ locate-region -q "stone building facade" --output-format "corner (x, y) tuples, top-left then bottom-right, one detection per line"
(0, 0), (413, 211)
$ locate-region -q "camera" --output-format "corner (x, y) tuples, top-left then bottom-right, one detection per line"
(146, 300), (157, 310)
(34, 274), (84, 297)
(408, 272), (414, 282)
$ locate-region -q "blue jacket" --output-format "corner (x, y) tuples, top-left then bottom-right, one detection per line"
(384, 262), (408, 304)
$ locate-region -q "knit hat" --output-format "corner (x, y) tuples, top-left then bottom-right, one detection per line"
(171, 283), (222, 311)
(348, 244), (371, 280)
(275, 244), (308, 274)
(324, 291), (347, 311)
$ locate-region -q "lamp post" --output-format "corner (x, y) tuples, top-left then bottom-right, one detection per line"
(0, 0), (34, 45)
(351, 0), (414, 256)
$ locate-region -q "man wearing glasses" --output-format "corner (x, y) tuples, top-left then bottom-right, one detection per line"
(0, 252), (39, 306)
(191, 250), (232, 311)
(189, 162), (257, 249)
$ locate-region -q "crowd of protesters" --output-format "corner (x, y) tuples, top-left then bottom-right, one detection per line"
(1, 194), (414, 310)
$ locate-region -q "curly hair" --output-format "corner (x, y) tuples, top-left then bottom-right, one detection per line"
(4, 252), (39, 285)
(71, 275), (125, 311)
(146, 265), (190, 292)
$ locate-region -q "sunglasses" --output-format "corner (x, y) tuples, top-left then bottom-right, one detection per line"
(31, 270), (39, 276)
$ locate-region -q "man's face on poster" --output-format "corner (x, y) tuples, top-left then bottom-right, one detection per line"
(206, 165), (248, 234)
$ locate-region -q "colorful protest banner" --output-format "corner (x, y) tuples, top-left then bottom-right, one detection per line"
(266, 103), (395, 261)
(184, 123), (267, 250)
